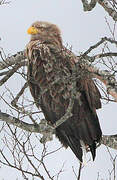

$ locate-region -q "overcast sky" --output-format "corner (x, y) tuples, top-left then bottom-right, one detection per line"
(0, 0), (117, 179)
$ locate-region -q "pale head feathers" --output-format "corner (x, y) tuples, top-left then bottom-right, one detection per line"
(32, 21), (61, 34)
(28, 21), (62, 47)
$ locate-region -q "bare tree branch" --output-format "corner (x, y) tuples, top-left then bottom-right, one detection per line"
(81, 0), (97, 11)
(11, 82), (28, 112)
(98, 0), (117, 21)
(0, 51), (26, 70)
(0, 111), (54, 134)
(102, 135), (117, 150)
(0, 63), (23, 86)
(0, 0), (10, 5)
(0, 111), (117, 151)
(76, 37), (117, 102)
(77, 163), (82, 180)
(88, 65), (117, 101)
(0, 150), (43, 178)
(82, 37), (117, 57)
(81, 0), (117, 21)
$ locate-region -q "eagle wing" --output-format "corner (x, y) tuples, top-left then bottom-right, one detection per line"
(26, 41), (102, 162)
(81, 78), (101, 110)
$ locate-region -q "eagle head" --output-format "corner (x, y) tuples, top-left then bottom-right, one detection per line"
(27, 21), (62, 47)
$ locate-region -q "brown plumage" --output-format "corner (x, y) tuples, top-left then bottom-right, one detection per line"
(26, 21), (102, 162)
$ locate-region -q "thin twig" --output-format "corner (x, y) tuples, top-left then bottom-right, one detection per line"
(77, 163), (82, 180)
(11, 82), (28, 111)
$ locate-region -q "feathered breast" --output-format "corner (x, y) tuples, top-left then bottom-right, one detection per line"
(26, 41), (77, 118)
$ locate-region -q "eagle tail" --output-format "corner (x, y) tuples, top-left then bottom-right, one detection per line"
(64, 134), (97, 162)
(56, 111), (101, 162)
(89, 142), (96, 161)
(77, 112), (101, 161)
(65, 135), (83, 162)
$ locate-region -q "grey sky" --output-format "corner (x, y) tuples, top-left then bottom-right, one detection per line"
(0, 0), (117, 179)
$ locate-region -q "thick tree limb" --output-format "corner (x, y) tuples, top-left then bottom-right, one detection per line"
(81, 0), (117, 21)
(101, 135), (117, 150)
(0, 111), (54, 133)
(81, 0), (97, 11)
(98, 0), (117, 21)
(0, 111), (54, 143)
(0, 111), (117, 150)
(0, 51), (26, 70)
(53, 98), (73, 128)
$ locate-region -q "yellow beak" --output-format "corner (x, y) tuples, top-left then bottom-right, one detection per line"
(27, 26), (39, 35)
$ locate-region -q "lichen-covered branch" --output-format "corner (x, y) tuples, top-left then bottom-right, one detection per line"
(0, 111), (117, 150)
(0, 111), (54, 133)
(53, 97), (73, 128)
(0, 51), (26, 70)
(0, 111), (54, 143)
(81, 0), (97, 11)
(98, 0), (117, 21)
(101, 135), (117, 150)
(81, 0), (117, 21)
